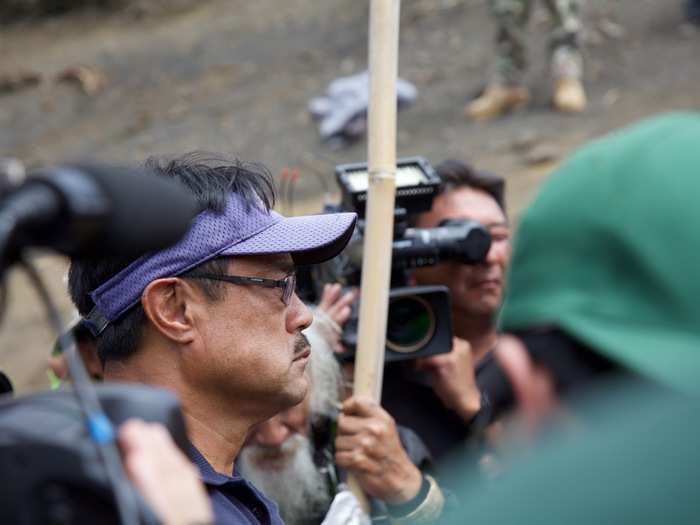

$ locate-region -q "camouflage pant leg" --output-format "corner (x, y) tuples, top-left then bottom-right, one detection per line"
(489, 0), (583, 83)
(490, 0), (534, 86)
(542, 0), (583, 79)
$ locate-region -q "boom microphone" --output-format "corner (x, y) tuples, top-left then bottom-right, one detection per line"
(0, 163), (199, 266)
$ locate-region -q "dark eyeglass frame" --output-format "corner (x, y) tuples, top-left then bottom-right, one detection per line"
(185, 272), (297, 306)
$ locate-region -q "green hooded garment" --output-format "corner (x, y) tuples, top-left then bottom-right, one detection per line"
(440, 391), (700, 524)
(499, 112), (700, 395)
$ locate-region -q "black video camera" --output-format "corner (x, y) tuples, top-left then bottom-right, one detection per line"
(299, 157), (491, 363)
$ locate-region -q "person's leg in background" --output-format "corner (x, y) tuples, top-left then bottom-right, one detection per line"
(544, 0), (587, 112)
(466, 0), (533, 120)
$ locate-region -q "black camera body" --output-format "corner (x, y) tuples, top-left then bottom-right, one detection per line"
(299, 157), (491, 363)
(340, 285), (454, 363)
(0, 384), (189, 525)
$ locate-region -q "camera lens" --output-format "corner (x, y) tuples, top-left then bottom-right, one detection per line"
(386, 295), (436, 353)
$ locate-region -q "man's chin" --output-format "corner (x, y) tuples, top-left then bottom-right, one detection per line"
(294, 375), (310, 399)
(251, 454), (294, 471)
(244, 439), (302, 472)
(239, 434), (332, 525)
(460, 294), (502, 317)
(279, 377), (309, 410)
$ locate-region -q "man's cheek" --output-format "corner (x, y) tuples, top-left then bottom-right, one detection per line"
(496, 242), (512, 267)
(453, 265), (475, 284)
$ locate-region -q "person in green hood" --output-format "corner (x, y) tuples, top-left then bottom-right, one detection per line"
(494, 112), (700, 415)
(439, 112), (700, 524)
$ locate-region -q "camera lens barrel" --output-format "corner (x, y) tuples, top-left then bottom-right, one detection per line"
(397, 219), (491, 269)
(439, 220), (491, 264)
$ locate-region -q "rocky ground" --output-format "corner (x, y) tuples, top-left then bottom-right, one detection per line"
(1, 0), (698, 392)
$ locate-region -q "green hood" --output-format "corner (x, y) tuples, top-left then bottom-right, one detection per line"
(442, 390), (700, 524)
(500, 113), (700, 394)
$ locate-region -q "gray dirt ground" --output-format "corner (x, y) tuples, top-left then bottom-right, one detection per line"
(1, 0), (698, 393)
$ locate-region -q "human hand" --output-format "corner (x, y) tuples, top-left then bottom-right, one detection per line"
(335, 396), (422, 505)
(118, 419), (212, 525)
(494, 335), (559, 435)
(48, 337), (103, 382)
(313, 283), (357, 353)
(414, 337), (481, 424)
(318, 283), (357, 328)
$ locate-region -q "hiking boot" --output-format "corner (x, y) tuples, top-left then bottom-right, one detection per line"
(465, 84), (530, 121)
(553, 77), (587, 113)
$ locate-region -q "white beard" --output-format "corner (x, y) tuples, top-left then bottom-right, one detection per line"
(238, 433), (333, 525)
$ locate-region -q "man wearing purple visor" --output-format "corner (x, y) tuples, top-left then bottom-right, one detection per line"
(67, 153), (356, 525)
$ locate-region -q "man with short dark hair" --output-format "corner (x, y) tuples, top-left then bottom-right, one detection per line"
(382, 160), (510, 460)
(413, 159), (510, 363)
(68, 153), (356, 524)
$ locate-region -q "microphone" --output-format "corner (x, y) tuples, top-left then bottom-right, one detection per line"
(0, 163), (199, 265)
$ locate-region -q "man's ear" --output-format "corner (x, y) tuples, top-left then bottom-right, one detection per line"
(142, 278), (200, 345)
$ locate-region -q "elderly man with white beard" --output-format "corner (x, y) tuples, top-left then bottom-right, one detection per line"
(238, 285), (446, 524)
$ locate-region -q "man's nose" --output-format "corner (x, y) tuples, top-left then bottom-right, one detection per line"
(287, 293), (313, 332)
(486, 241), (507, 266)
(252, 418), (291, 447)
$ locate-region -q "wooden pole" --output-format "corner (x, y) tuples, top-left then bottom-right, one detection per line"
(355, 0), (400, 402)
(348, 0), (401, 508)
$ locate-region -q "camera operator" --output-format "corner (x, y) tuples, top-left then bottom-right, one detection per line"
(412, 159), (510, 364)
(377, 160), (509, 462)
(67, 152), (356, 524)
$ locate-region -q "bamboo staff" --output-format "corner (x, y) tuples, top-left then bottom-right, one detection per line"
(348, 0), (401, 508)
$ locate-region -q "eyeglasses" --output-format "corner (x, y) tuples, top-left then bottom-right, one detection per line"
(185, 272), (297, 306)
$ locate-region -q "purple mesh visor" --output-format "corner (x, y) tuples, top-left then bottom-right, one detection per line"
(85, 193), (356, 335)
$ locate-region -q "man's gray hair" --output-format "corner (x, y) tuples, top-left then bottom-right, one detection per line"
(305, 313), (344, 421)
